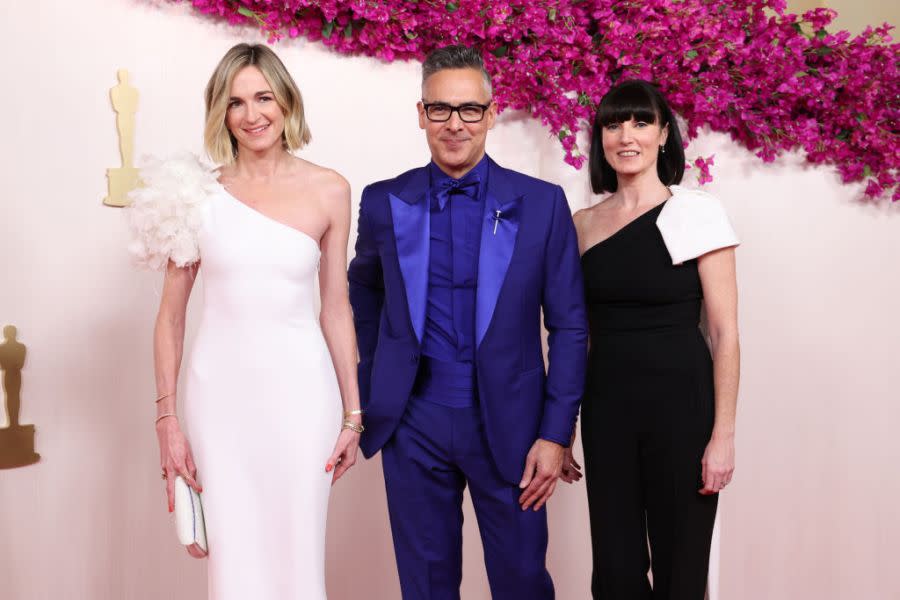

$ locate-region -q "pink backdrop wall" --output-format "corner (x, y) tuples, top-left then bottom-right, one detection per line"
(0, 1), (897, 599)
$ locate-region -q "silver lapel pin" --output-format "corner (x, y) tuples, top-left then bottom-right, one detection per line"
(493, 209), (502, 235)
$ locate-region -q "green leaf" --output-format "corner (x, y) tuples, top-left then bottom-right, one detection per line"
(856, 113), (866, 123)
(793, 71), (808, 78)
(816, 28), (827, 40)
(791, 22), (803, 34)
(572, 64), (582, 76)
(548, 7), (557, 21)
(322, 20), (335, 38)
(814, 47), (833, 56)
(491, 45), (508, 57)
(237, 6), (256, 18)
(344, 22), (353, 39)
(685, 49), (699, 60)
(863, 165), (873, 178)
(446, 2), (458, 12)
(836, 129), (851, 141)
(578, 92), (590, 106)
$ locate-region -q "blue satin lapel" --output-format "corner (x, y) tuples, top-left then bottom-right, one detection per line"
(389, 191), (429, 342)
(476, 188), (522, 347)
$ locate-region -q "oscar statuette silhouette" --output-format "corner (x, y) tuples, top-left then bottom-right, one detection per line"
(104, 69), (140, 207)
(0, 325), (40, 468)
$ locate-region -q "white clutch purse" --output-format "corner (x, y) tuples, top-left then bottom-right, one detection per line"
(174, 475), (208, 557)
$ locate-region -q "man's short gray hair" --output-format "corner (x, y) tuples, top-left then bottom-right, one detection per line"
(421, 45), (493, 97)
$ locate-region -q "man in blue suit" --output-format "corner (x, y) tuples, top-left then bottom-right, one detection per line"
(348, 45), (588, 599)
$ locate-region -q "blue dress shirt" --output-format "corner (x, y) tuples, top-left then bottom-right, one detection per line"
(418, 156), (489, 406)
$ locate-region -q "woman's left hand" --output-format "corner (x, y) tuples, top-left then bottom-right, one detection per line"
(699, 434), (735, 495)
(326, 428), (360, 485)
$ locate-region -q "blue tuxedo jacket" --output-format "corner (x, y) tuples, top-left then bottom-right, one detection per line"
(348, 157), (588, 484)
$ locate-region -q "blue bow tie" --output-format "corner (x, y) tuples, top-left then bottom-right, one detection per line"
(432, 172), (481, 210)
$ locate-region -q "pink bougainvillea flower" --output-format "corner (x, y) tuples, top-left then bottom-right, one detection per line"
(176, 0), (899, 200)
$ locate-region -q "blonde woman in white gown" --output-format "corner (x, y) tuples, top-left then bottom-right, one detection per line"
(129, 43), (362, 599)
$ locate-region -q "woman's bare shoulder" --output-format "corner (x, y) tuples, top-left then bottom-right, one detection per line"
(214, 163), (235, 184)
(290, 157), (348, 196)
(289, 158), (350, 226)
(574, 198), (614, 226)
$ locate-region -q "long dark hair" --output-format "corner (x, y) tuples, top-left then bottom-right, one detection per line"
(589, 80), (685, 194)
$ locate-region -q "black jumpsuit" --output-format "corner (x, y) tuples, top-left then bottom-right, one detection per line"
(580, 201), (718, 600)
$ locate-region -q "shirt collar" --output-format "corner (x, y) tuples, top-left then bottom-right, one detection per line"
(428, 154), (490, 190)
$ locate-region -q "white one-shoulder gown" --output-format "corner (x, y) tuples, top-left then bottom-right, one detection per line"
(129, 156), (339, 599)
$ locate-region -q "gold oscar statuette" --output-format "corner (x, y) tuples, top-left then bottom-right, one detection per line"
(104, 69), (140, 207)
(0, 325), (39, 469)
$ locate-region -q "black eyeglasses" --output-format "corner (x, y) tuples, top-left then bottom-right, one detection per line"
(422, 101), (493, 123)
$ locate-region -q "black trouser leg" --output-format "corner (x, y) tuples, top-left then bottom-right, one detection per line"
(583, 408), (717, 600)
(642, 426), (718, 600)
(582, 415), (653, 600)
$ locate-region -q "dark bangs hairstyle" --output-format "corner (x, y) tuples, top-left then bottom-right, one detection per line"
(589, 80), (685, 194)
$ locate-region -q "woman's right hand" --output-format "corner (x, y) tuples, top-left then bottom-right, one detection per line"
(560, 430), (583, 484)
(156, 416), (202, 512)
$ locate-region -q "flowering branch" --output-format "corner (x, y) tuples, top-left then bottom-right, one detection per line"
(179, 0), (899, 200)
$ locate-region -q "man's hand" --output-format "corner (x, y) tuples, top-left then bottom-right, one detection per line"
(518, 439), (565, 511)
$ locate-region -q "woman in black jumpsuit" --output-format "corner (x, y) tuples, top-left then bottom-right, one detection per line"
(569, 80), (741, 599)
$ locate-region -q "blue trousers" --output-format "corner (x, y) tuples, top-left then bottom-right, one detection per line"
(381, 396), (555, 600)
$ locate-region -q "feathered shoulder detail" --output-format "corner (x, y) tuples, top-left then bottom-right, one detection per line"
(656, 185), (739, 265)
(126, 153), (220, 270)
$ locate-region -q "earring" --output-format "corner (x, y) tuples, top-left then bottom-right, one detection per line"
(660, 144), (666, 154)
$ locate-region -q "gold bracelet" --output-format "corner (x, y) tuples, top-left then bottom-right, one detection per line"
(155, 413), (177, 425)
(156, 392), (174, 403)
(342, 420), (364, 434)
(343, 409), (364, 418)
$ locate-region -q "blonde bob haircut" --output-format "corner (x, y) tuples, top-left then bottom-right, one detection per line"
(204, 43), (311, 164)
